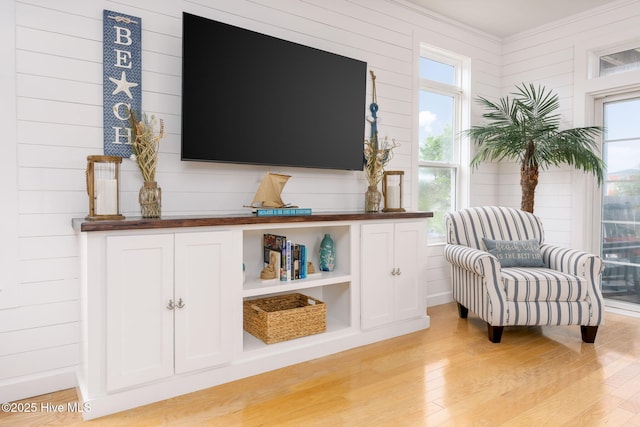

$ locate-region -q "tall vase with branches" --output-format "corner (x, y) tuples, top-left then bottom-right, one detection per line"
(465, 83), (605, 213)
(129, 111), (164, 217)
(364, 133), (397, 211)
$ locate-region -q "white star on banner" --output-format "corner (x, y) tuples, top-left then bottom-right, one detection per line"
(109, 71), (138, 99)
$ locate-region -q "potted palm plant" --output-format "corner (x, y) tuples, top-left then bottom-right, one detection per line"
(466, 83), (605, 213)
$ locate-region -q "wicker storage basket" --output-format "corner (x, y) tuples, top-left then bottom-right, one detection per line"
(243, 293), (326, 344)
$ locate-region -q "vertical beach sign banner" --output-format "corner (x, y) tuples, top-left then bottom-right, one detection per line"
(103, 10), (142, 158)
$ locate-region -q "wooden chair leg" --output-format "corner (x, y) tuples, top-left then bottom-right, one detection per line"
(487, 324), (504, 343)
(581, 325), (598, 343)
(457, 303), (468, 319)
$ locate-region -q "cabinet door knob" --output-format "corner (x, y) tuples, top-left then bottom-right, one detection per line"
(391, 268), (397, 276)
(176, 298), (185, 309)
(167, 299), (175, 310)
(396, 268), (401, 276)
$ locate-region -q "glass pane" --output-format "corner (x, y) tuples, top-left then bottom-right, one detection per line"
(602, 97), (640, 304)
(604, 98), (640, 140)
(602, 235), (640, 302)
(419, 166), (454, 244)
(419, 57), (455, 85)
(419, 91), (454, 162)
(605, 139), (640, 175)
(599, 48), (640, 77)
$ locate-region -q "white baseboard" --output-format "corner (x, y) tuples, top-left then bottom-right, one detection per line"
(605, 300), (640, 318)
(0, 367), (77, 403)
(427, 291), (453, 307)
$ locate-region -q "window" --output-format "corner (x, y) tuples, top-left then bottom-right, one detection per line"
(600, 94), (640, 306)
(418, 48), (465, 243)
(599, 47), (640, 77)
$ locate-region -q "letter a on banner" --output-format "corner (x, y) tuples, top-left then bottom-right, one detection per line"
(103, 10), (142, 158)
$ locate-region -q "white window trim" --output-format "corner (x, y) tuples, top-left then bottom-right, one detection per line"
(594, 92), (640, 316)
(415, 42), (470, 244)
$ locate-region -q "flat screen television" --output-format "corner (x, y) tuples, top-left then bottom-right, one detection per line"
(181, 12), (367, 171)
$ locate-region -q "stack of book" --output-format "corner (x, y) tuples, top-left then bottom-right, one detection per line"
(263, 233), (308, 281)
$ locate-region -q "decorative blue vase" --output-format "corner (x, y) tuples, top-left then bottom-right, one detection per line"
(319, 234), (335, 272)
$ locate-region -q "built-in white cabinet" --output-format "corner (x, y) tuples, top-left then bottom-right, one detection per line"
(174, 232), (236, 373)
(74, 212), (430, 420)
(105, 234), (174, 391)
(105, 231), (235, 392)
(361, 222), (427, 330)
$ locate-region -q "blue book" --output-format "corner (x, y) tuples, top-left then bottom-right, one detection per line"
(300, 244), (307, 279)
(255, 208), (312, 217)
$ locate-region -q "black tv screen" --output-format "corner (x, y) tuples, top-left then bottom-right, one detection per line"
(181, 12), (367, 171)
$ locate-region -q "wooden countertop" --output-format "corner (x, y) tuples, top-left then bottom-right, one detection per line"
(73, 211), (434, 232)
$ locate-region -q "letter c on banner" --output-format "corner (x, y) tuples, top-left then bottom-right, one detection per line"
(112, 102), (131, 121)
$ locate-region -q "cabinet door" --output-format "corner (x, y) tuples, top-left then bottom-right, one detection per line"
(393, 222), (426, 322)
(361, 223), (395, 329)
(106, 234), (174, 392)
(174, 231), (236, 373)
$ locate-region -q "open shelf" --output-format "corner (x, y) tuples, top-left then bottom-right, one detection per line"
(242, 271), (352, 297)
(242, 314), (353, 353)
(242, 225), (351, 297)
(242, 281), (352, 353)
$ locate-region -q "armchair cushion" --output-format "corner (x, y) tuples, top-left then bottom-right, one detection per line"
(501, 267), (588, 302)
(483, 238), (545, 267)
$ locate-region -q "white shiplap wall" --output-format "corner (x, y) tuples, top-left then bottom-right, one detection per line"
(0, 0), (504, 402)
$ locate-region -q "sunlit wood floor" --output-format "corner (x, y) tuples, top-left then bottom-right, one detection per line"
(3, 302), (640, 426)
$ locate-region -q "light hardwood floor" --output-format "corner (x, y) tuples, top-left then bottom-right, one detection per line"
(3, 302), (640, 426)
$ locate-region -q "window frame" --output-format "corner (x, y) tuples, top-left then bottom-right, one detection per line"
(588, 38), (640, 79)
(596, 91), (640, 312)
(417, 45), (467, 245)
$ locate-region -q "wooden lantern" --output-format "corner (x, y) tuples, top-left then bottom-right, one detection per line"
(382, 170), (405, 212)
(85, 155), (125, 220)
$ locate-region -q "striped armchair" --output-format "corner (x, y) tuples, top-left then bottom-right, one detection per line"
(443, 206), (604, 343)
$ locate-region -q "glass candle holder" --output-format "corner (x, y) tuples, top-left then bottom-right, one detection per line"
(382, 171), (405, 212)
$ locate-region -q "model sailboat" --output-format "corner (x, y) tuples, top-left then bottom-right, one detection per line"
(250, 172), (291, 208)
